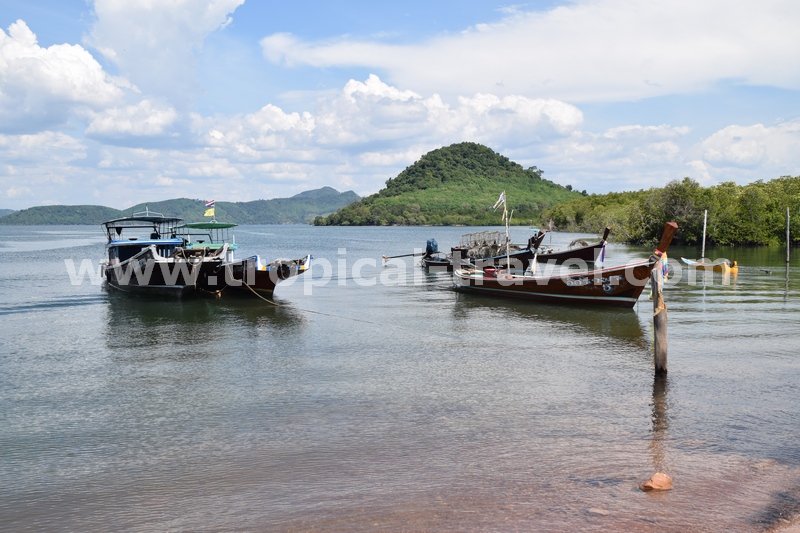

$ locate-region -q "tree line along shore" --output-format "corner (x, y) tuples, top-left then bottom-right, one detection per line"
(313, 142), (799, 247)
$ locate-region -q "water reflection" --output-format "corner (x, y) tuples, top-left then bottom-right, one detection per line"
(451, 292), (647, 345)
(103, 288), (307, 356)
(649, 375), (669, 473)
(682, 266), (737, 290)
(787, 263), (791, 302)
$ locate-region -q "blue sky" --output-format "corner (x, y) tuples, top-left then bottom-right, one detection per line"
(1, 0), (799, 209)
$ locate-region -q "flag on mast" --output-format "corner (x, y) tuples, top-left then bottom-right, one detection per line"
(596, 242), (606, 267)
(492, 192), (505, 210)
(204, 200), (215, 217)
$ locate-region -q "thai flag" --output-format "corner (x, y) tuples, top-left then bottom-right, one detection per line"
(205, 200), (215, 208)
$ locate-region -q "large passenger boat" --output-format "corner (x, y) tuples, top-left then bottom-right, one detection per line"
(101, 210), (311, 297)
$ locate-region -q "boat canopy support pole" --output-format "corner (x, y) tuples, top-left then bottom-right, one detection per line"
(652, 262), (668, 375)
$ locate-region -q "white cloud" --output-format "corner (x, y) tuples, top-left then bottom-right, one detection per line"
(86, 99), (179, 138)
(87, 0), (245, 107)
(358, 146), (435, 168)
(0, 132), (89, 206)
(196, 104), (317, 162)
(185, 160), (241, 180)
(2, 67), (798, 208)
(517, 124), (694, 191)
(260, 0), (800, 103)
(700, 122), (800, 169)
(448, 94), (583, 146)
(0, 132), (85, 163)
(173, 75), (586, 197)
(5, 186), (31, 198)
(0, 20), (129, 133)
(307, 74), (583, 151)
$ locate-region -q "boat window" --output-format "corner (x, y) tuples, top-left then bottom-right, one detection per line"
(118, 245), (145, 262)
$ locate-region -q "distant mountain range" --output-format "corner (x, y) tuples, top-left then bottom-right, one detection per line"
(0, 187), (359, 225)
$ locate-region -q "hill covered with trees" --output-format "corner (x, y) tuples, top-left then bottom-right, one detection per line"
(543, 176), (800, 246)
(314, 142), (583, 226)
(0, 205), (123, 225)
(0, 187), (359, 225)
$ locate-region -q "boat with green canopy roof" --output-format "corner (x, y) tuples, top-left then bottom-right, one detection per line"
(100, 206), (311, 297)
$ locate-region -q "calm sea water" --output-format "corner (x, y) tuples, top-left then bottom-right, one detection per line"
(1, 224), (799, 532)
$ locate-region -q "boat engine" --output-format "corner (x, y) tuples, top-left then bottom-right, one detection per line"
(426, 238), (439, 255)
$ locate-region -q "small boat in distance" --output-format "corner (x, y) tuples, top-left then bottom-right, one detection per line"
(680, 257), (738, 274)
(101, 209), (311, 297)
(453, 222), (678, 308)
(680, 209), (738, 274)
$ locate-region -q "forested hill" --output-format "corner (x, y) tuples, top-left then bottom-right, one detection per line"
(542, 176), (800, 246)
(314, 142), (583, 226)
(0, 187), (359, 225)
(0, 209), (15, 217)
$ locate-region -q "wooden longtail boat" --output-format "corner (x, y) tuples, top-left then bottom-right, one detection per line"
(420, 227), (611, 272)
(452, 222), (678, 308)
(536, 226), (611, 264)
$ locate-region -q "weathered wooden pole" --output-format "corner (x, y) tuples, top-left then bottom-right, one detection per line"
(788, 207), (791, 263)
(652, 263), (668, 375)
(651, 222), (678, 376)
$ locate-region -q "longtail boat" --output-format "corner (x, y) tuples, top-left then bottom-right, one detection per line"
(452, 222), (678, 308)
(536, 226), (612, 264)
(420, 226), (611, 272)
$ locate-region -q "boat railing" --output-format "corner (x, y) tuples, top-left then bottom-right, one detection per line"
(459, 231), (506, 248)
(102, 215), (183, 242)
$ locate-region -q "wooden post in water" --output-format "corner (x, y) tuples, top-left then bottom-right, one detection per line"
(788, 207), (791, 263)
(651, 222), (677, 376)
(652, 255), (668, 375)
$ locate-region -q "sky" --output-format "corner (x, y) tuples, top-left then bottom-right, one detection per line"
(1, 0), (800, 210)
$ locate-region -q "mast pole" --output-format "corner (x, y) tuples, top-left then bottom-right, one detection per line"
(504, 192), (511, 272)
(701, 209), (707, 259)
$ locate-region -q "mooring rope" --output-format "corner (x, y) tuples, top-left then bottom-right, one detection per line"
(241, 279), (283, 307)
(240, 278), (461, 338)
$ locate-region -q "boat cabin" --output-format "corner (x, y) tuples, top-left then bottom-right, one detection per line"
(175, 221), (238, 262)
(102, 211), (184, 263)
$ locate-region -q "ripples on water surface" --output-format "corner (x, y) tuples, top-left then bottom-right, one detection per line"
(1, 225), (799, 531)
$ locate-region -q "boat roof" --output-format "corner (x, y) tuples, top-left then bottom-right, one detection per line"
(102, 209), (182, 227)
(108, 238), (184, 246)
(176, 221), (238, 230)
